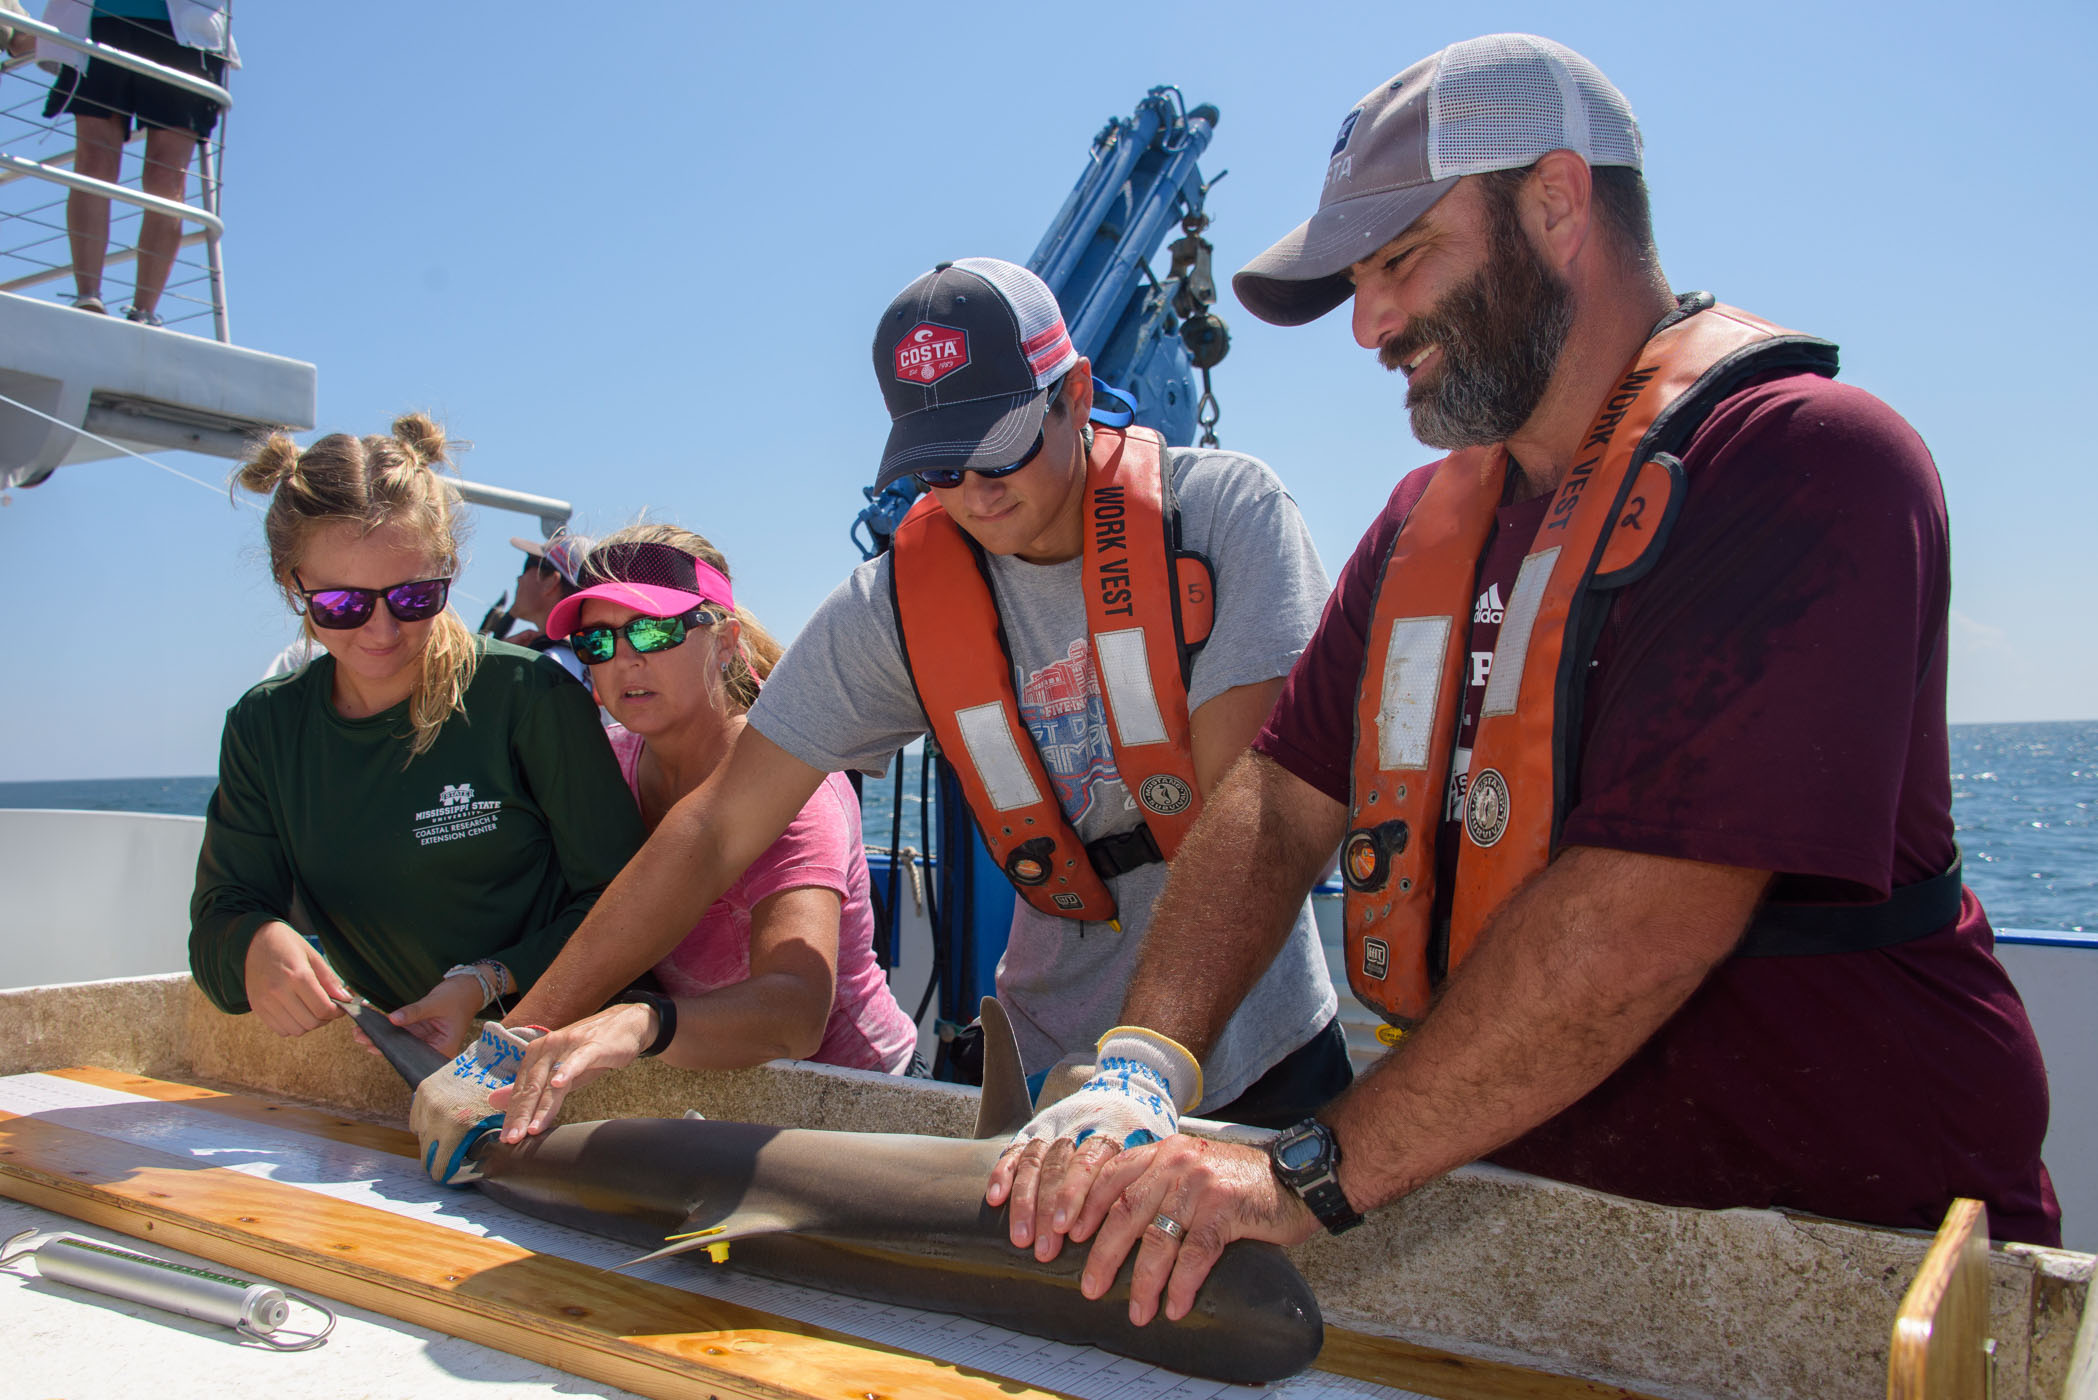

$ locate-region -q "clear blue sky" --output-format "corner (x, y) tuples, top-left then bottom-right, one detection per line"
(3, 0), (2092, 781)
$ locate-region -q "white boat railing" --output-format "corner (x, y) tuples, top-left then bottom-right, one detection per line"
(0, 9), (232, 340)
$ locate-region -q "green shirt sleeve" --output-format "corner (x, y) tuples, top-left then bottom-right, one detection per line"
(480, 678), (647, 993)
(188, 697), (290, 1014)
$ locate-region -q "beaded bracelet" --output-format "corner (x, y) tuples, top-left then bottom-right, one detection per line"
(443, 963), (494, 1010)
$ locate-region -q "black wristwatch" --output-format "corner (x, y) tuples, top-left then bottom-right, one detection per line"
(615, 989), (678, 1058)
(1269, 1118), (1363, 1235)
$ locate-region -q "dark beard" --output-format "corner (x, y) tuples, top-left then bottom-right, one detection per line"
(1376, 199), (1575, 450)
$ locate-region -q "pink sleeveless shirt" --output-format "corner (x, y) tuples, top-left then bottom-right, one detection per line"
(607, 727), (917, 1073)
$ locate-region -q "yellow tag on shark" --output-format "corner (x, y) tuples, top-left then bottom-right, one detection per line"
(1375, 1024), (1407, 1047)
(665, 1225), (732, 1263)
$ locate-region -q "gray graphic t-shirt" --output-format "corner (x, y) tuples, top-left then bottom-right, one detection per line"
(751, 447), (1337, 1109)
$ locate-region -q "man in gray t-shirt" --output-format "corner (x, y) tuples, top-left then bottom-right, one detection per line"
(500, 257), (1342, 1131)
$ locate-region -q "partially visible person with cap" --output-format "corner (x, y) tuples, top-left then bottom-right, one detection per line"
(412, 256), (1346, 1180)
(991, 33), (2057, 1322)
(484, 530), (592, 684)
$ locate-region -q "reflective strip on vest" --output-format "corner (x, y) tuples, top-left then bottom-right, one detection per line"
(954, 702), (1042, 811)
(1096, 627), (1170, 747)
(1375, 616), (1453, 770)
(1480, 548), (1557, 719)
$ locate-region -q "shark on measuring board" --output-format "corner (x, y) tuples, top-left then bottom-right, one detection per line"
(348, 995), (1325, 1385)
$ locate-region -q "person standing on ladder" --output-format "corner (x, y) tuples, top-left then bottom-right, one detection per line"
(421, 258), (1348, 1172)
(36, 0), (234, 325)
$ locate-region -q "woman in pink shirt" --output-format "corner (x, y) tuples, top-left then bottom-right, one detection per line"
(492, 524), (918, 1105)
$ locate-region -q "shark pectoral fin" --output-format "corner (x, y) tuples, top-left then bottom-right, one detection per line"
(973, 997), (1034, 1140)
(616, 1211), (797, 1270)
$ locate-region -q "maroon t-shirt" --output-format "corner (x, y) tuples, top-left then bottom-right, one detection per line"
(1256, 372), (2059, 1245)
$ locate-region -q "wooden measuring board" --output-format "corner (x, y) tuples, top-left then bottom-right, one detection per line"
(1888, 1199), (1993, 1399)
(0, 1069), (1657, 1400)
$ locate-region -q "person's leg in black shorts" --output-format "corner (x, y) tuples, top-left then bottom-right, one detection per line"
(64, 112), (126, 311)
(42, 15), (224, 320)
(131, 122), (201, 320)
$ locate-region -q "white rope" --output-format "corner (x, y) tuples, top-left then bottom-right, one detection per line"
(862, 844), (929, 915)
(0, 385), (257, 507)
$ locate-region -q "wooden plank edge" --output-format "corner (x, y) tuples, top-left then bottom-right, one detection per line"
(1887, 1198), (1989, 1398)
(1316, 1327), (1669, 1400)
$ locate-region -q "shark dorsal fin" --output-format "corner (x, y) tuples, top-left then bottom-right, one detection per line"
(972, 997), (1033, 1140)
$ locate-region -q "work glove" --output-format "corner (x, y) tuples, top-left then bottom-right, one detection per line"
(1007, 1025), (1203, 1155)
(409, 1020), (543, 1186)
(1029, 1051), (1098, 1111)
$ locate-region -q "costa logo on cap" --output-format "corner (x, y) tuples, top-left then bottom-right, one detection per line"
(895, 323), (968, 385)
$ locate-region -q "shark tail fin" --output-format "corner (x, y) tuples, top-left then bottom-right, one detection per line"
(972, 996), (1033, 1140)
(616, 1211), (796, 1270)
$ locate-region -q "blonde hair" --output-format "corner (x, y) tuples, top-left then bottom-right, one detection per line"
(236, 412), (477, 759)
(585, 521), (780, 710)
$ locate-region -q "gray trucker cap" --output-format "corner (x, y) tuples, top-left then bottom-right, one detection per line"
(1234, 34), (1643, 327)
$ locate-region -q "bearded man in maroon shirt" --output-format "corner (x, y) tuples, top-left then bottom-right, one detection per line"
(984, 32), (2057, 1327)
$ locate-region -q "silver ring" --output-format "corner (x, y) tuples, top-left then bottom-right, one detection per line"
(1152, 1213), (1185, 1242)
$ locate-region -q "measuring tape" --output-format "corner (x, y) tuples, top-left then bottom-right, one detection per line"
(1, 1229), (336, 1350)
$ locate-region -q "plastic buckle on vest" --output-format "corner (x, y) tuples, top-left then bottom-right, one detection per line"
(1085, 823), (1164, 881)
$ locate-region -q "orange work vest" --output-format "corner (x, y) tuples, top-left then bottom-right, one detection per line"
(1341, 297), (1844, 1027)
(890, 424), (1216, 922)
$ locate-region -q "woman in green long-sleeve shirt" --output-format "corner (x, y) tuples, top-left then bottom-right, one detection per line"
(190, 414), (645, 1056)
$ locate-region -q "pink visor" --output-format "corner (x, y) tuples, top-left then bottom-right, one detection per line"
(544, 543), (736, 640)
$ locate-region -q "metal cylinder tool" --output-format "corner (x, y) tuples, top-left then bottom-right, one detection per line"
(1, 1229), (335, 1349)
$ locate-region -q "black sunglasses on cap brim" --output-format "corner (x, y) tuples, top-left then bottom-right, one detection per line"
(293, 571), (452, 630)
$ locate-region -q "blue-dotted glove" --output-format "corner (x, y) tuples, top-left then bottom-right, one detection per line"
(1007, 1026), (1204, 1154)
(409, 1021), (543, 1185)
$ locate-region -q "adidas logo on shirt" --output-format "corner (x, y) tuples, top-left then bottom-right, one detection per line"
(1473, 584), (1505, 625)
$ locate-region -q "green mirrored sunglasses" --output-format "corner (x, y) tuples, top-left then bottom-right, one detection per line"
(570, 610), (710, 665)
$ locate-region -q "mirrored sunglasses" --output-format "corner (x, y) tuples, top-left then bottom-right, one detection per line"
(571, 610), (710, 666)
(913, 429), (1045, 491)
(293, 572), (452, 630)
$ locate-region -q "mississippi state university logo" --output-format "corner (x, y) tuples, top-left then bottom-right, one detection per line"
(894, 323), (968, 385)
(1465, 768), (1510, 847)
(1137, 774), (1193, 818)
(414, 781), (498, 847)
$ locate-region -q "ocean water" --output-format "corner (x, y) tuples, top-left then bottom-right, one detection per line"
(1951, 722), (2096, 934)
(2, 721), (2090, 932)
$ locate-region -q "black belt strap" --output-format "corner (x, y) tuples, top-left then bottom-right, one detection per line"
(1087, 823), (1164, 882)
(1733, 851), (1964, 958)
